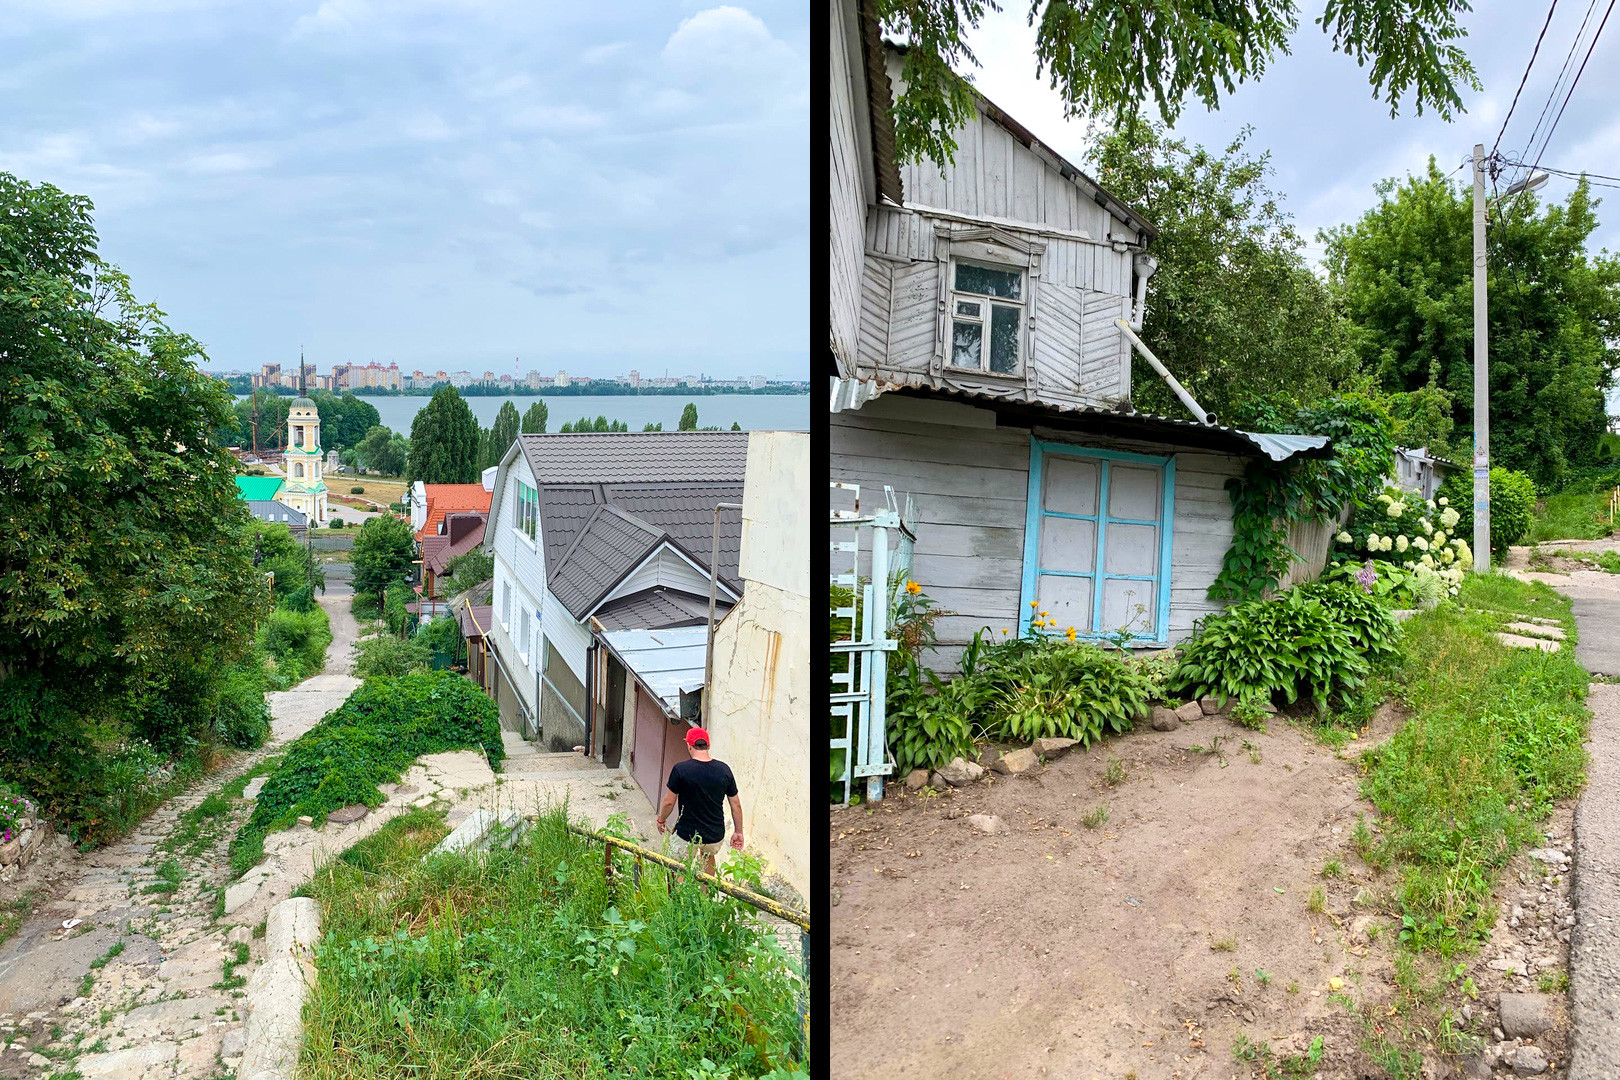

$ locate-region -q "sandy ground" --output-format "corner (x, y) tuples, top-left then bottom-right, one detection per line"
(829, 699), (1580, 1080)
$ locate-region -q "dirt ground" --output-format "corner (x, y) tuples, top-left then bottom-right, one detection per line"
(829, 707), (1575, 1079)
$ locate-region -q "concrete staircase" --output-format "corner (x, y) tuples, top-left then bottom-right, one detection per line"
(499, 730), (618, 782)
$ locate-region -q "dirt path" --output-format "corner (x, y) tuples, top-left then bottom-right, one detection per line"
(0, 579), (363, 1079)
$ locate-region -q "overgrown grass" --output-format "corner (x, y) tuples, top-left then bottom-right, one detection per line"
(299, 808), (807, 1079)
(1360, 574), (1587, 956)
(1528, 492), (1615, 543)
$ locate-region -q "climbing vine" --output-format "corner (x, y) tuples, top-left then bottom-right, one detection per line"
(1208, 396), (1396, 603)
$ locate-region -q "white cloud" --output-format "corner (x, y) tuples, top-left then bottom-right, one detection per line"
(183, 149), (271, 173)
(662, 6), (797, 82)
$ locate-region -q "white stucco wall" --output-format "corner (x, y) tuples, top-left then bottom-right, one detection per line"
(706, 431), (809, 903)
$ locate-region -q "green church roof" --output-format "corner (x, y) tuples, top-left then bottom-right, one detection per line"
(236, 475), (285, 501)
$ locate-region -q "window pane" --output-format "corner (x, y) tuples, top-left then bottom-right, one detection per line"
(955, 263), (1022, 299)
(1102, 580), (1156, 637)
(1039, 516), (1096, 571)
(951, 320), (982, 368)
(1043, 455), (1099, 516)
(1109, 465), (1162, 520)
(1036, 575), (1093, 633)
(1104, 522), (1159, 576)
(989, 305), (1020, 373)
(955, 300), (981, 317)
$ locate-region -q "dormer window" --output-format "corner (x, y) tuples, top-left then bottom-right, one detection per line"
(947, 260), (1026, 376)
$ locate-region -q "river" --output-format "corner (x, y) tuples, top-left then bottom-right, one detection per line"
(234, 393), (810, 434)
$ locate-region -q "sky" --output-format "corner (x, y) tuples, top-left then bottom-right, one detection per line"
(0, 0), (808, 380)
(955, 3), (1620, 267)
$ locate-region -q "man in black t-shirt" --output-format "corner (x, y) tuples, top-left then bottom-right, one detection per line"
(656, 726), (742, 876)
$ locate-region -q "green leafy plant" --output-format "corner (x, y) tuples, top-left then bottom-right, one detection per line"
(980, 642), (1154, 745)
(1439, 467), (1538, 554)
(1173, 587), (1370, 712)
(354, 635), (433, 678)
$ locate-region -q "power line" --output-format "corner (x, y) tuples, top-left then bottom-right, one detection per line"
(1493, 0), (1563, 158)
(1511, 0), (1600, 180)
(1498, 159), (1620, 187)
(1525, 0), (1617, 180)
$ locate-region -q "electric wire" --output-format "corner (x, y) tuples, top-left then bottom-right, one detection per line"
(1513, 0), (1600, 175)
(1524, 0), (1616, 183)
(1493, 0), (1562, 159)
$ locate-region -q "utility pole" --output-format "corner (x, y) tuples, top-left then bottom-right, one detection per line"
(1472, 143), (1491, 574)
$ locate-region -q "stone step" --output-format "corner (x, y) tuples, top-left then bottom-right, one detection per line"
(431, 809), (528, 855)
(498, 769), (618, 783)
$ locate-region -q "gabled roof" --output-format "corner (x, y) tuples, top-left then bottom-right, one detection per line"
(594, 588), (729, 632)
(549, 507), (668, 615)
(244, 499), (306, 527)
(236, 475), (285, 501)
(417, 484), (492, 541)
(421, 516), (487, 577)
(515, 431), (749, 484)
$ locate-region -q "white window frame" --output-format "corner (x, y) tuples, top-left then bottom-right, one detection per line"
(931, 224), (1044, 386)
(946, 258), (1027, 377)
(513, 480), (538, 547)
(519, 604), (531, 665)
(501, 580), (512, 631)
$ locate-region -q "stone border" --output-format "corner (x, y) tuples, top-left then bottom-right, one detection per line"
(237, 897), (319, 1080)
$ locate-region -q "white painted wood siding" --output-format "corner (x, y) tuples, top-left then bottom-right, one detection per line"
(829, 0), (869, 374)
(600, 544), (720, 608)
(487, 453), (547, 715)
(830, 394), (1242, 669)
(543, 586), (592, 679)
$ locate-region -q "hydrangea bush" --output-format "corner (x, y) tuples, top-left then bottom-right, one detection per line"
(1329, 484), (1473, 598)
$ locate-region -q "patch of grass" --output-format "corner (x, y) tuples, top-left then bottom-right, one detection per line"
(1366, 576), (1586, 956)
(1306, 887), (1326, 914)
(1254, 968), (1271, 987)
(141, 859), (183, 896)
(214, 942), (251, 991)
(1210, 934), (1237, 953)
(88, 940), (123, 971)
(1538, 969), (1570, 993)
(1286, 980), (1299, 994)
(1321, 859), (1343, 879)
(1103, 757), (1127, 786)
(1528, 492), (1615, 543)
(1081, 805), (1109, 829)
(0, 888), (42, 948)
(299, 807), (806, 1079)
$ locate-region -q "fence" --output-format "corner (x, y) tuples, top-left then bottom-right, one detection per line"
(309, 532), (356, 552)
(564, 823), (811, 1059)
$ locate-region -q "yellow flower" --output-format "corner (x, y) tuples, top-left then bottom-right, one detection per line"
(1030, 600), (1040, 608)
(1065, 626), (1077, 642)
(904, 580), (921, 595)
(1001, 628), (1010, 635)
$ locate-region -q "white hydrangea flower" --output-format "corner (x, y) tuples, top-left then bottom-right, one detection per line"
(1396, 535), (1410, 552)
(1413, 536), (1429, 551)
(1433, 530), (1446, 545)
(1421, 553), (1435, 568)
(1377, 492), (1393, 504)
(1386, 503), (1402, 518)
(1438, 496), (1449, 506)
(1440, 506), (1460, 529)
(1419, 518), (1432, 534)
(1336, 531), (1352, 544)
(1382, 535), (1396, 552)
(1439, 547), (1455, 564)
(1364, 533), (1380, 550)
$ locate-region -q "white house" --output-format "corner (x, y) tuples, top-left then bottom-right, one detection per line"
(482, 431), (748, 750)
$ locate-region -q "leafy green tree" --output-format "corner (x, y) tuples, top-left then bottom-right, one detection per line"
(678, 403), (699, 431)
(232, 389), (291, 451)
(356, 424), (407, 476)
(1090, 121), (1358, 424)
(443, 551), (494, 595)
(483, 400), (520, 469)
(406, 384), (479, 484)
(351, 515), (416, 599)
(643, 422), (663, 432)
(520, 400), (548, 433)
(1323, 162), (1620, 487)
(730, 421), (742, 431)
(880, 0), (1478, 167)
(311, 391), (380, 451)
(0, 171), (268, 744)
(250, 521), (324, 610)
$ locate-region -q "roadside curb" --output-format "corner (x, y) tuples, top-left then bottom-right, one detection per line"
(237, 896), (320, 1080)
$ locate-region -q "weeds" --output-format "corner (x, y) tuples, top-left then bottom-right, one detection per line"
(1538, 970), (1570, 993)
(1210, 934), (1237, 953)
(141, 859), (183, 896)
(1306, 887), (1326, 914)
(214, 942), (250, 991)
(1103, 757), (1127, 786)
(1321, 859), (1343, 879)
(1254, 968), (1271, 987)
(1081, 805), (1109, 829)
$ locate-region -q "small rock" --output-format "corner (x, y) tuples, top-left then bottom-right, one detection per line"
(1174, 700), (1203, 723)
(928, 771), (946, 790)
(1528, 848), (1568, 867)
(937, 758), (984, 786)
(1513, 905), (1524, 920)
(990, 748), (1038, 776)
(225, 926), (253, 947)
(976, 747), (1000, 769)
(28, 1053), (50, 1068)
(242, 777), (266, 800)
(221, 1026), (246, 1059)
(1511, 1044), (1548, 1075)
(0, 839), (18, 866)
(1031, 736), (1078, 758)
(1488, 957), (1522, 973)
(967, 814), (1004, 836)
(1462, 1053), (1492, 1079)
(903, 768), (930, 792)
(296, 815), (314, 827)
(830, 888), (841, 907)
(1198, 695), (1220, 715)
(1498, 992), (1557, 1039)
(1150, 706), (1180, 732)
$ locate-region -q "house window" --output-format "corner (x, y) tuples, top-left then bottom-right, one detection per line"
(948, 261), (1025, 375)
(1020, 439), (1175, 644)
(514, 481), (538, 542)
(520, 605), (531, 663)
(501, 581), (511, 630)
(293, 462), (304, 479)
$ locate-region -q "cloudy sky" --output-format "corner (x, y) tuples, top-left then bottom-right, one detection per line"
(955, 3), (1620, 265)
(0, 0), (807, 380)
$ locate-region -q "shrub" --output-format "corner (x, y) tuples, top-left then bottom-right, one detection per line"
(258, 607), (332, 679)
(211, 659), (271, 749)
(980, 642), (1155, 744)
(350, 486), (365, 494)
(1172, 587), (1369, 711)
(886, 659), (982, 776)
(388, 502), (405, 513)
(352, 591), (382, 621)
(1440, 467), (1538, 553)
(354, 635), (433, 678)
(1293, 581), (1401, 666)
(384, 583), (415, 636)
(229, 672), (503, 877)
(417, 614), (465, 665)
(1330, 483), (1471, 595)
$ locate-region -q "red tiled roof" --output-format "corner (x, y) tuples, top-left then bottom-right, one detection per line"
(417, 484), (492, 542)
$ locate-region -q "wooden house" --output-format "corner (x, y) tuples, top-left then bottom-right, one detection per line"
(829, 0), (1330, 668)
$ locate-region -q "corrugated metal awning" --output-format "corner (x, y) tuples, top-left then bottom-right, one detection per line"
(829, 376), (1331, 462)
(599, 626), (708, 716)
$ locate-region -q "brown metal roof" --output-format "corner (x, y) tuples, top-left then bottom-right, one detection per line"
(516, 431), (749, 485)
(859, 0), (904, 204)
(594, 588), (731, 632)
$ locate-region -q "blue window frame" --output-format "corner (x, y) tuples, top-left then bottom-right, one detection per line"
(1019, 438), (1176, 644)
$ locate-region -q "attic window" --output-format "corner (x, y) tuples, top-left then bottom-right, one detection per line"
(948, 260), (1024, 375)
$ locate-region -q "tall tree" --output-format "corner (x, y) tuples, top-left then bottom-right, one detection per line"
(880, 0), (1478, 167)
(678, 402), (699, 431)
(406, 384), (479, 484)
(484, 400), (520, 468)
(311, 391), (380, 451)
(356, 424), (408, 477)
(1090, 121), (1358, 424)
(351, 515), (417, 599)
(1322, 162), (1620, 487)
(520, 400), (548, 434)
(0, 171), (267, 738)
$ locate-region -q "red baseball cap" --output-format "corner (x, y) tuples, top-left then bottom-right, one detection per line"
(684, 727), (710, 747)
